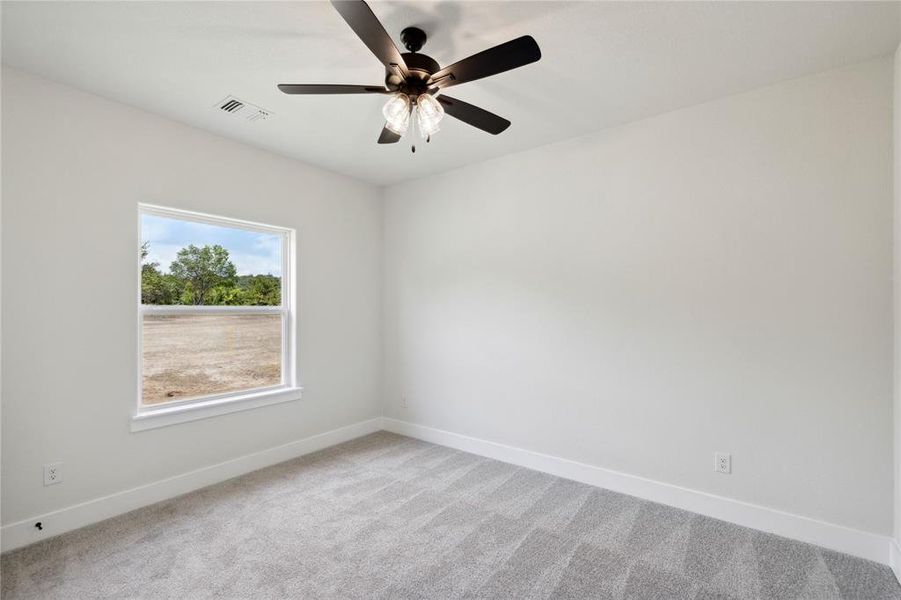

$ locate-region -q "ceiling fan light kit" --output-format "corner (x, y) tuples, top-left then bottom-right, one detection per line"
(278, 0), (541, 147)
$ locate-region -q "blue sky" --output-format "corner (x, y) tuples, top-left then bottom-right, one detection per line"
(142, 214), (281, 277)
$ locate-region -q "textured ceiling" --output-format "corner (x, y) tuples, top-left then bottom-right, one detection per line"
(2, 1), (900, 185)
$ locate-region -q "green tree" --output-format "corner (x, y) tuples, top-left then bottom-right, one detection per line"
(204, 275), (281, 306)
(169, 245), (237, 305)
(239, 274), (281, 306)
(141, 242), (183, 305)
(208, 284), (247, 306)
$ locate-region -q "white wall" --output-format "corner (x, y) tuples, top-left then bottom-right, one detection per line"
(0, 67), (382, 525)
(383, 57), (895, 535)
(894, 41), (901, 551)
(2, 52), (897, 550)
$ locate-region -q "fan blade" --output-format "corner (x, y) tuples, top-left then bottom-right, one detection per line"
(278, 84), (389, 95)
(437, 95), (510, 135)
(378, 124), (401, 144)
(429, 36), (541, 90)
(330, 1), (408, 78)
(379, 125), (400, 144)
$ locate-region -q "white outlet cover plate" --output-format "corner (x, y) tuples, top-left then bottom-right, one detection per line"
(715, 452), (732, 474)
(43, 462), (63, 486)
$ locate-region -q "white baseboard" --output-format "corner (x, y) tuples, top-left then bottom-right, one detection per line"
(381, 417), (893, 566)
(1, 417), (383, 553)
(890, 539), (901, 584)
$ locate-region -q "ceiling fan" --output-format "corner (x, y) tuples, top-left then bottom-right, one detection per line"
(278, 0), (541, 147)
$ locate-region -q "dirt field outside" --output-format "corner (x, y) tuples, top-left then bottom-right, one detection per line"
(142, 314), (282, 405)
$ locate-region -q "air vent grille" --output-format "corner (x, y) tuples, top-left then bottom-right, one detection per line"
(220, 98), (244, 113)
(215, 95), (274, 123)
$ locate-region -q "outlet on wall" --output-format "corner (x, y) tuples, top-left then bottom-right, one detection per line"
(714, 452), (731, 474)
(402, 395), (407, 409)
(44, 462), (63, 486)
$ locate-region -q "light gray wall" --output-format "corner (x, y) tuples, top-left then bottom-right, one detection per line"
(3, 54), (896, 540)
(0, 67), (383, 525)
(894, 41), (901, 547)
(383, 57), (895, 535)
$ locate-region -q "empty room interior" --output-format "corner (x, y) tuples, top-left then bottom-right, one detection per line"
(3, 1), (901, 598)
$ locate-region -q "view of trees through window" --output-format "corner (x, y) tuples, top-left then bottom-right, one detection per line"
(140, 211), (288, 406)
(141, 242), (281, 306)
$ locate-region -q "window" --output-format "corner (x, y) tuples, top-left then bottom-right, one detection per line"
(134, 204), (298, 431)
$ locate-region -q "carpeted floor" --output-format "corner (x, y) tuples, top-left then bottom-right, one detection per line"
(1, 432), (899, 599)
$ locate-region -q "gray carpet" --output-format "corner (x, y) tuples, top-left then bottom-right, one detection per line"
(2, 431), (898, 599)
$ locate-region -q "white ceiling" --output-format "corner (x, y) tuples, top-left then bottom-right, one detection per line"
(2, 1), (899, 185)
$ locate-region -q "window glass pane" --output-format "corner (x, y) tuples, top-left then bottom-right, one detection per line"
(142, 314), (282, 405)
(141, 214), (282, 306)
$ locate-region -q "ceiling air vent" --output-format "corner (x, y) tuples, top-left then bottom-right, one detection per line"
(215, 95), (273, 123)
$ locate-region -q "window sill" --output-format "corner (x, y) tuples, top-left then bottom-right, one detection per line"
(131, 386), (304, 432)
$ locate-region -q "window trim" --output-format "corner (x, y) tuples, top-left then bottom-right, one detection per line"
(133, 204), (300, 431)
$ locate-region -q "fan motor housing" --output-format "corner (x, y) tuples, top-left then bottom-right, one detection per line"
(384, 27), (440, 94)
(402, 53), (440, 78)
(385, 52), (439, 94)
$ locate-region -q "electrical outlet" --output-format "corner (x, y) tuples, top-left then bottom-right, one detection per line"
(44, 462), (63, 486)
(714, 452), (731, 474)
(402, 395), (408, 409)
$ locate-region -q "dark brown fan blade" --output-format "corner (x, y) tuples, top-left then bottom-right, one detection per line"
(437, 95), (510, 135)
(378, 124), (401, 144)
(330, 1), (408, 78)
(278, 84), (389, 95)
(428, 36), (540, 90)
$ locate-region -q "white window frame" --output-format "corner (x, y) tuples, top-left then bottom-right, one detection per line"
(132, 204), (300, 432)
